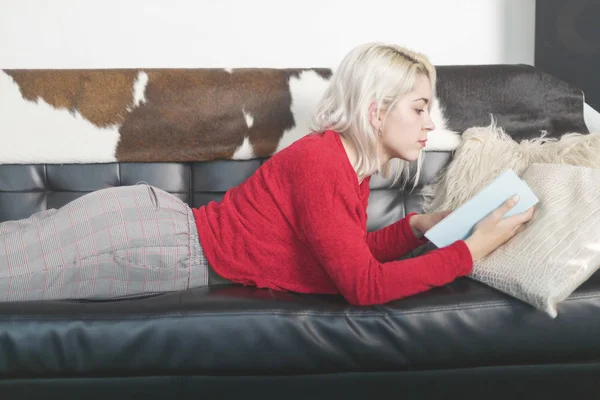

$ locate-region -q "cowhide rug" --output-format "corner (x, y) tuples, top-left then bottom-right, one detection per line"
(0, 65), (593, 164)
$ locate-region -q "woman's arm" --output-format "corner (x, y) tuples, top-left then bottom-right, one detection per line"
(294, 168), (473, 306)
(365, 212), (429, 262)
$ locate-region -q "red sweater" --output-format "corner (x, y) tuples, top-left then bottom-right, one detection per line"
(193, 130), (473, 305)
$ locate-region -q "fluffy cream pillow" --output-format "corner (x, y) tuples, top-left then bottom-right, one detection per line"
(471, 163), (600, 317)
(419, 124), (600, 317)
(421, 123), (600, 213)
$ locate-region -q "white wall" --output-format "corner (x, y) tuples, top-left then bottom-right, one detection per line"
(0, 0), (536, 69)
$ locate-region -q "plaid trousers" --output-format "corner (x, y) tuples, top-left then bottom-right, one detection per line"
(0, 184), (208, 302)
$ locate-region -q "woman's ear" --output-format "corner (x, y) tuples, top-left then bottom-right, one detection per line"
(368, 101), (383, 132)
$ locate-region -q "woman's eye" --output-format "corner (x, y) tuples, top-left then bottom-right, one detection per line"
(416, 109), (424, 114)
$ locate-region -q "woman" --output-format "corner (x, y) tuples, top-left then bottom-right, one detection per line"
(0, 43), (534, 304)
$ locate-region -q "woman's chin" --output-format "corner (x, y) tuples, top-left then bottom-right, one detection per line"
(398, 151), (421, 162)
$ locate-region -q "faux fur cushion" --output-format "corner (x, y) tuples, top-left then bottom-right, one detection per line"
(471, 163), (600, 318)
(421, 123), (600, 213)
(419, 123), (600, 317)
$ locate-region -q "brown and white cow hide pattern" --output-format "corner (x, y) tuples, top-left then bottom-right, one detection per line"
(0, 68), (460, 164)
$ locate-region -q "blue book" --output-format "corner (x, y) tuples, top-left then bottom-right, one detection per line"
(424, 169), (540, 248)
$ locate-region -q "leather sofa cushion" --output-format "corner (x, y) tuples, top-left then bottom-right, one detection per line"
(0, 272), (599, 378)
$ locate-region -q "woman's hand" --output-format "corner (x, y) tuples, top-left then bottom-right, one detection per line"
(410, 210), (453, 238)
(464, 195), (535, 262)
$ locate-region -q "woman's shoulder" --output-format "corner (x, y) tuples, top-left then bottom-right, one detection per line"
(264, 130), (359, 192)
(276, 130), (347, 168)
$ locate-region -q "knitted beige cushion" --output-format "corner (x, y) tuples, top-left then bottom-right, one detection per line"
(470, 163), (600, 318)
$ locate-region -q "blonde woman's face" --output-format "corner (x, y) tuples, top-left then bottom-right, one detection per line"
(377, 74), (435, 163)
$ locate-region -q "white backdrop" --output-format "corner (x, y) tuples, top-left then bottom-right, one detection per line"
(0, 0), (536, 69)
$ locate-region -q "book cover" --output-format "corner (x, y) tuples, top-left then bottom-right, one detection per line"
(424, 169), (540, 248)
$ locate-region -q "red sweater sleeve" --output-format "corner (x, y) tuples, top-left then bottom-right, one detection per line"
(366, 212), (429, 262)
(294, 164), (473, 306)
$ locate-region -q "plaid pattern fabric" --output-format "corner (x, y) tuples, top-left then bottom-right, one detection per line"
(0, 184), (208, 302)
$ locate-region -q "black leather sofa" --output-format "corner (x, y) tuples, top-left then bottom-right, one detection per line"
(1, 65), (599, 399)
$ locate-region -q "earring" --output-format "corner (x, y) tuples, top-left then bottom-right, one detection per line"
(377, 128), (382, 136)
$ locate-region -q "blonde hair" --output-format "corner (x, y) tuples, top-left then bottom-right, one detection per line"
(310, 42), (437, 188)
